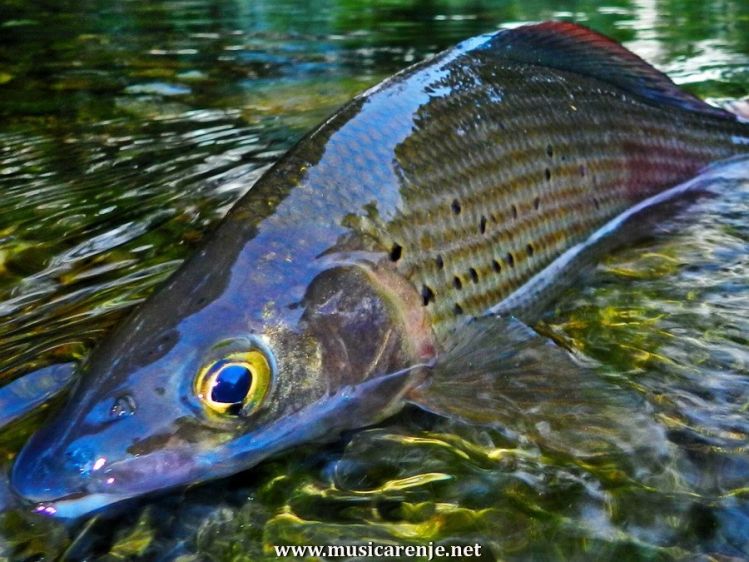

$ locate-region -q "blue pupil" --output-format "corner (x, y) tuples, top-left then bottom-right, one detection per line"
(210, 362), (252, 404)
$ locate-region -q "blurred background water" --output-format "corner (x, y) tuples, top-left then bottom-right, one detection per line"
(0, 0), (748, 560)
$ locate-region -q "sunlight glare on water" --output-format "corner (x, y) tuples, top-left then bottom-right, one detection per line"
(0, 0), (747, 560)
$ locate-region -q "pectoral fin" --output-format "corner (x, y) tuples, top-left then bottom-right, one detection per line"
(407, 316), (666, 460)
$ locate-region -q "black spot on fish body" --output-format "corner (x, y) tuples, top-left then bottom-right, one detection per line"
(453, 276), (463, 290)
(468, 267), (479, 283)
(545, 168), (552, 181)
(389, 243), (402, 262)
(435, 255), (444, 269)
(421, 285), (435, 306)
(479, 215), (487, 234)
(511, 205), (518, 219)
(546, 144), (553, 157)
(527, 244), (534, 257)
(533, 196), (540, 210)
(492, 259), (502, 273)
(453, 303), (463, 315)
(506, 252), (515, 267)
(451, 198), (462, 214)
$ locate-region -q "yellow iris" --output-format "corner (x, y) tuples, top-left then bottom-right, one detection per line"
(194, 350), (272, 415)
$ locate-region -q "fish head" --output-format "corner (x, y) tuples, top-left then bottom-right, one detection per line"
(11, 237), (432, 519)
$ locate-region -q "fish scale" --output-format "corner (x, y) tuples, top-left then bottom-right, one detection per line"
(385, 61), (744, 339)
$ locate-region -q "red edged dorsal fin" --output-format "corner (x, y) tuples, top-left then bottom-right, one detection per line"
(484, 21), (736, 120)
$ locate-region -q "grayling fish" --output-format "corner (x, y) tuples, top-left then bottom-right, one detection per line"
(7, 21), (749, 518)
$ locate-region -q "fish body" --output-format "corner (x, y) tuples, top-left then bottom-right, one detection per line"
(9, 22), (749, 518)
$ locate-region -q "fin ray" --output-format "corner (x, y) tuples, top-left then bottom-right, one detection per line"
(408, 316), (667, 460)
(484, 21), (735, 120)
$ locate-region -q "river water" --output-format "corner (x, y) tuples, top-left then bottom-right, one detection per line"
(0, 0), (748, 560)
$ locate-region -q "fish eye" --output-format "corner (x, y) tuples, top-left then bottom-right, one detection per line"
(194, 350), (272, 416)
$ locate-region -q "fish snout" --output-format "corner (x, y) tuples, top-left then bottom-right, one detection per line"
(11, 418), (208, 518)
(10, 409), (133, 507)
(10, 431), (91, 505)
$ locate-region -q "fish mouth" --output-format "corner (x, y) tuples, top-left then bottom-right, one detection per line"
(11, 409), (308, 519)
(13, 447), (217, 519)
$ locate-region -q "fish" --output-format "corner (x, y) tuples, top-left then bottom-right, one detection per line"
(7, 21), (749, 519)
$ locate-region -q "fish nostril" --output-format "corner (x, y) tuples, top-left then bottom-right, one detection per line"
(110, 394), (137, 419)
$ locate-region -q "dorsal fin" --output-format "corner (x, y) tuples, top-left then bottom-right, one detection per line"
(482, 21), (735, 120)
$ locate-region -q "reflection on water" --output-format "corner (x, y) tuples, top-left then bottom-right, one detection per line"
(0, 0), (748, 559)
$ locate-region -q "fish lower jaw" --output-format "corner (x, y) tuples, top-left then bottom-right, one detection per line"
(16, 448), (209, 519)
(31, 491), (137, 519)
(24, 461), (188, 519)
